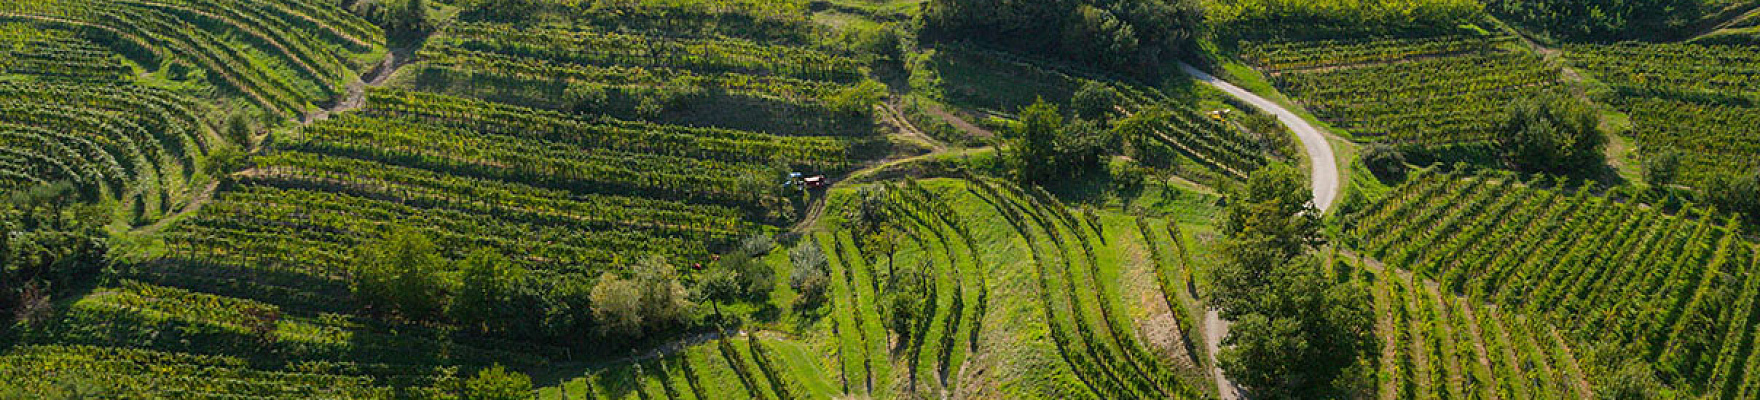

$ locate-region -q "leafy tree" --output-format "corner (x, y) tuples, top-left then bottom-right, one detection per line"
(590, 272), (645, 337)
(592, 257), (693, 338)
(1001, 99), (1109, 184)
(202, 145), (249, 177)
(1703, 169), (1760, 225)
(1497, 93), (1606, 175)
(1643, 150), (1685, 187)
(1072, 82), (1126, 122)
(880, 265), (932, 345)
(788, 242), (831, 310)
(717, 252), (775, 300)
(1360, 144), (1407, 179)
(693, 267), (741, 319)
(462, 364), (532, 400)
(1488, 0), (1704, 41)
(632, 256), (691, 330)
(392, 0), (431, 37)
(223, 111), (253, 148)
(351, 228), (450, 321)
(451, 250), (525, 335)
(1212, 164), (1371, 397)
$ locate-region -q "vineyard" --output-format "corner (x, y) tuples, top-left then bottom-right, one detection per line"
(1564, 42), (1760, 185)
(1243, 33), (1566, 144)
(537, 334), (838, 400)
(921, 45), (1270, 180)
(1346, 171), (1760, 397)
(0, 0), (382, 117)
(1362, 265), (1591, 399)
(405, 20), (878, 136)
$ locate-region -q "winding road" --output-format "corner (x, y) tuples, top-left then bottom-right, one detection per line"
(1180, 62), (1343, 400)
(1180, 63), (1340, 213)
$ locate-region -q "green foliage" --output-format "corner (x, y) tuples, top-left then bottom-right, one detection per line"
(1210, 0), (1485, 38)
(1360, 143), (1407, 179)
(1489, 0), (1705, 41)
(788, 243), (830, 311)
(463, 364), (533, 400)
(879, 265), (931, 342)
(450, 250), (527, 335)
(1644, 150), (1686, 187)
(593, 257), (693, 338)
(224, 111), (254, 148)
(1702, 169), (1760, 225)
(824, 80), (885, 119)
(350, 227), (452, 321)
(0, 183), (107, 321)
(590, 272), (646, 337)
(202, 145), (250, 178)
(920, 0), (1204, 72)
(1497, 93), (1607, 175)
(1000, 99), (1109, 184)
(1595, 359), (1667, 400)
(1071, 82), (1125, 122)
(1213, 164), (1370, 397)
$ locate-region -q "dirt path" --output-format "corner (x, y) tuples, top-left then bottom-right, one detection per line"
(1204, 309), (1246, 400)
(790, 102), (961, 233)
(133, 50), (408, 236)
(132, 181), (218, 236)
(878, 102), (945, 152)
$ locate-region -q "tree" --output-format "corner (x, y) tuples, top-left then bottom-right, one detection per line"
(718, 252), (775, 300)
(879, 265), (931, 345)
(1360, 144), (1407, 179)
(920, 0), (1204, 72)
(1072, 81), (1126, 122)
(592, 257), (693, 338)
(1497, 93), (1606, 175)
(451, 250), (524, 335)
(1703, 169), (1760, 225)
(693, 267), (741, 319)
(223, 111), (253, 148)
(1643, 150), (1685, 187)
(590, 272), (645, 337)
(788, 242), (831, 311)
(632, 256), (691, 330)
(462, 364), (532, 400)
(1000, 99), (1110, 184)
(351, 228), (450, 321)
(391, 0), (431, 38)
(1212, 164), (1371, 397)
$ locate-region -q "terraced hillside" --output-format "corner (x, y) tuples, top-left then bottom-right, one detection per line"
(1346, 171), (1760, 397)
(0, 0), (383, 117)
(534, 177), (1219, 399)
(1241, 33), (1565, 144)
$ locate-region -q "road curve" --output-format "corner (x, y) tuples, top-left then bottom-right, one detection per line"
(1180, 63), (1340, 213)
(1181, 63), (1343, 400)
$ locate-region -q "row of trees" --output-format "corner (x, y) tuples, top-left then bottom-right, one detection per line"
(349, 227), (823, 344)
(920, 0), (1204, 73)
(1488, 0), (1708, 41)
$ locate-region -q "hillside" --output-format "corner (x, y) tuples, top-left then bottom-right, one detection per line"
(1, 0), (1757, 398)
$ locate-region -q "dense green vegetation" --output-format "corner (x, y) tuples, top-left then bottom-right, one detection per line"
(2, 0), (1757, 398)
